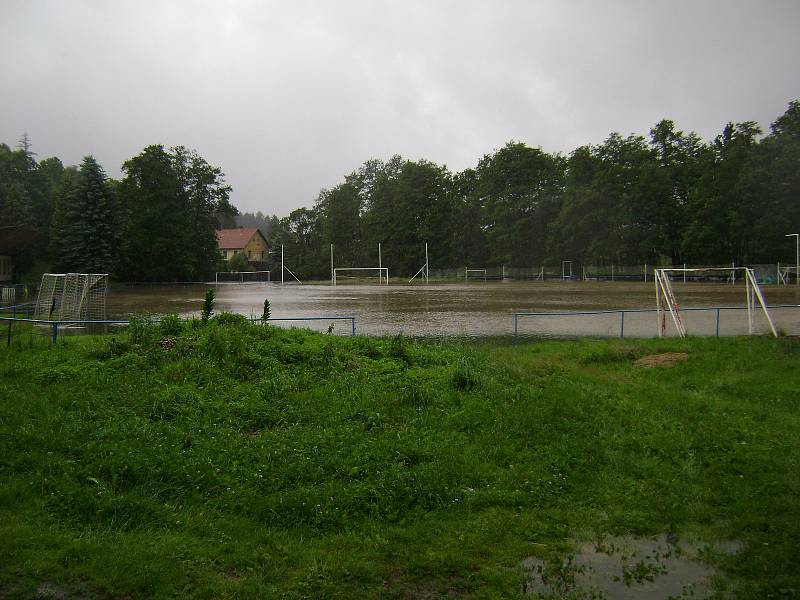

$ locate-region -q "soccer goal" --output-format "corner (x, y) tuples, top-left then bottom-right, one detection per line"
(333, 267), (389, 285)
(777, 264), (798, 285)
(654, 267), (777, 337)
(465, 268), (487, 282)
(34, 273), (108, 322)
(215, 270), (271, 284)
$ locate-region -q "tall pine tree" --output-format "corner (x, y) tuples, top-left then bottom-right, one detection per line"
(52, 156), (117, 274)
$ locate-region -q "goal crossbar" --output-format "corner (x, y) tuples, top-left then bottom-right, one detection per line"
(333, 267), (388, 285)
(654, 267), (777, 337)
(215, 270), (270, 284)
(465, 268), (487, 282)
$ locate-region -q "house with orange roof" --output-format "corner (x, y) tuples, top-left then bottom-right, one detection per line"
(216, 228), (270, 267)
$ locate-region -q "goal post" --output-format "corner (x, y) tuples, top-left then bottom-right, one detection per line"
(333, 267), (389, 285)
(654, 267), (777, 337)
(465, 268), (487, 282)
(34, 273), (108, 322)
(215, 270), (271, 284)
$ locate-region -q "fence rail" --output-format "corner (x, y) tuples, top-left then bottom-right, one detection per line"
(514, 304), (800, 338)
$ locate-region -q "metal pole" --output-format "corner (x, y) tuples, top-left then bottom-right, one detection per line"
(514, 314), (518, 337)
(620, 311), (625, 339)
(331, 244), (334, 285)
(611, 264), (614, 281)
(425, 242), (429, 283)
(281, 244), (284, 285)
(683, 264), (686, 283)
(52, 322), (58, 344)
(787, 234), (800, 286)
(351, 317), (356, 336)
(731, 261), (735, 285)
(644, 263), (647, 283)
(716, 308), (720, 337)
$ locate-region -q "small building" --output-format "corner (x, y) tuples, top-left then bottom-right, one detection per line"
(216, 228), (270, 267)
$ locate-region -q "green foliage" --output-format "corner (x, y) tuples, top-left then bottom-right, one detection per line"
(228, 251), (250, 272)
(261, 298), (271, 322)
(158, 313), (183, 337)
(0, 329), (799, 597)
(200, 288), (214, 323)
(212, 312), (249, 327)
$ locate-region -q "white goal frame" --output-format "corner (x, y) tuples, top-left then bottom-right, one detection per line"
(333, 267), (388, 285)
(777, 263), (798, 285)
(654, 267), (776, 337)
(34, 273), (108, 322)
(215, 270), (271, 284)
(465, 268), (487, 282)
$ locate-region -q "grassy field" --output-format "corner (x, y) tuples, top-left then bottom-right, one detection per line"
(0, 315), (798, 599)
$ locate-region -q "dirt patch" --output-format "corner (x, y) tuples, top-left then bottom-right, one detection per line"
(634, 353), (688, 368)
(522, 534), (741, 599)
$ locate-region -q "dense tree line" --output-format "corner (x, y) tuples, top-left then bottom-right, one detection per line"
(270, 101), (800, 279)
(0, 141), (236, 282)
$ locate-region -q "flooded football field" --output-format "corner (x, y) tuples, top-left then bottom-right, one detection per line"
(105, 280), (800, 338)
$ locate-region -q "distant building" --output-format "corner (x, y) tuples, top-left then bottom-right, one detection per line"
(0, 226), (39, 283)
(216, 227), (270, 267)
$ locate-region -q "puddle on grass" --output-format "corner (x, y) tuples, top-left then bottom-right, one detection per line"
(521, 534), (742, 599)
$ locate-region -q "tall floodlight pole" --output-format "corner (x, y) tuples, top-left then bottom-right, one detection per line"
(378, 242), (382, 284)
(787, 234), (800, 286)
(330, 244), (334, 285)
(281, 244), (285, 285)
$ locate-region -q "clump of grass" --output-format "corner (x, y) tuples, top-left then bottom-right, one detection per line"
(452, 352), (480, 390)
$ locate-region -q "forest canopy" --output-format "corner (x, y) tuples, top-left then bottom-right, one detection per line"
(1, 100), (798, 282)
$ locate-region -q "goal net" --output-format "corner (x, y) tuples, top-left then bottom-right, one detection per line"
(654, 267), (776, 337)
(333, 267), (388, 285)
(34, 273), (108, 322)
(465, 268), (487, 282)
(215, 270), (271, 283)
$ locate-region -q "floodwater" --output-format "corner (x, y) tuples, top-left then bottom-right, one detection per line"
(522, 534), (742, 599)
(106, 281), (800, 338)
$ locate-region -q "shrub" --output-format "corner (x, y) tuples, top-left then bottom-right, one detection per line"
(452, 353), (480, 391)
(212, 312), (249, 327)
(262, 298), (271, 323)
(229, 251), (250, 272)
(127, 314), (156, 345)
(159, 313), (183, 336)
(201, 288), (215, 323)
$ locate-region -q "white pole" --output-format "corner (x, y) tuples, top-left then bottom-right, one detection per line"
(746, 271), (753, 334)
(683, 264), (686, 283)
(425, 242), (429, 283)
(281, 244), (284, 285)
(731, 261), (735, 285)
(787, 234), (800, 286)
(611, 264), (614, 281)
(331, 244), (335, 285)
(644, 263), (647, 283)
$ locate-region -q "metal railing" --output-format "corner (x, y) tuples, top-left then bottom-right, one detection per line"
(514, 304), (800, 338)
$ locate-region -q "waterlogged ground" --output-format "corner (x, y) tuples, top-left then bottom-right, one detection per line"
(106, 281), (800, 337)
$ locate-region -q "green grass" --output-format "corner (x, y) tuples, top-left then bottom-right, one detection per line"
(1, 317), (799, 598)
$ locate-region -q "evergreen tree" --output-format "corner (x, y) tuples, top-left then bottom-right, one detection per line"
(51, 157), (117, 273)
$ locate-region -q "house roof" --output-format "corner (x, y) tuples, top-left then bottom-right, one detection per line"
(216, 228), (263, 250)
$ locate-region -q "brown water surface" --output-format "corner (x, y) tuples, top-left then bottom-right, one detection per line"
(106, 281), (800, 337)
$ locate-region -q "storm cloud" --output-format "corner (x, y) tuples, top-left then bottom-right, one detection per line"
(2, 0), (799, 216)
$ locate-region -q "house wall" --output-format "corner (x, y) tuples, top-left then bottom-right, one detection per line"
(243, 234), (270, 262)
(0, 255), (12, 282)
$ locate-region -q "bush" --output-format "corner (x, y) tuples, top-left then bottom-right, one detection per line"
(212, 312), (250, 327)
(201, 288), (215, 323)
(159, 313), (183, 337)
(229, 251), (251, 272)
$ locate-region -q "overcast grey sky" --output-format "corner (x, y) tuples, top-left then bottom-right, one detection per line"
(2, 1), (799, 217)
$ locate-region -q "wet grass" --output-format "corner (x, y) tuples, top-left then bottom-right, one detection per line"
(0, 318), (798, 598)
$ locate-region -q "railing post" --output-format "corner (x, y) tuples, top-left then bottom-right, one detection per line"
(620, 311), (625, 339)
(51, 322), (58, 344)
(351, 317), (356, 336)
(514, 314), (518, 337)
(715, 308), (720, 337)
